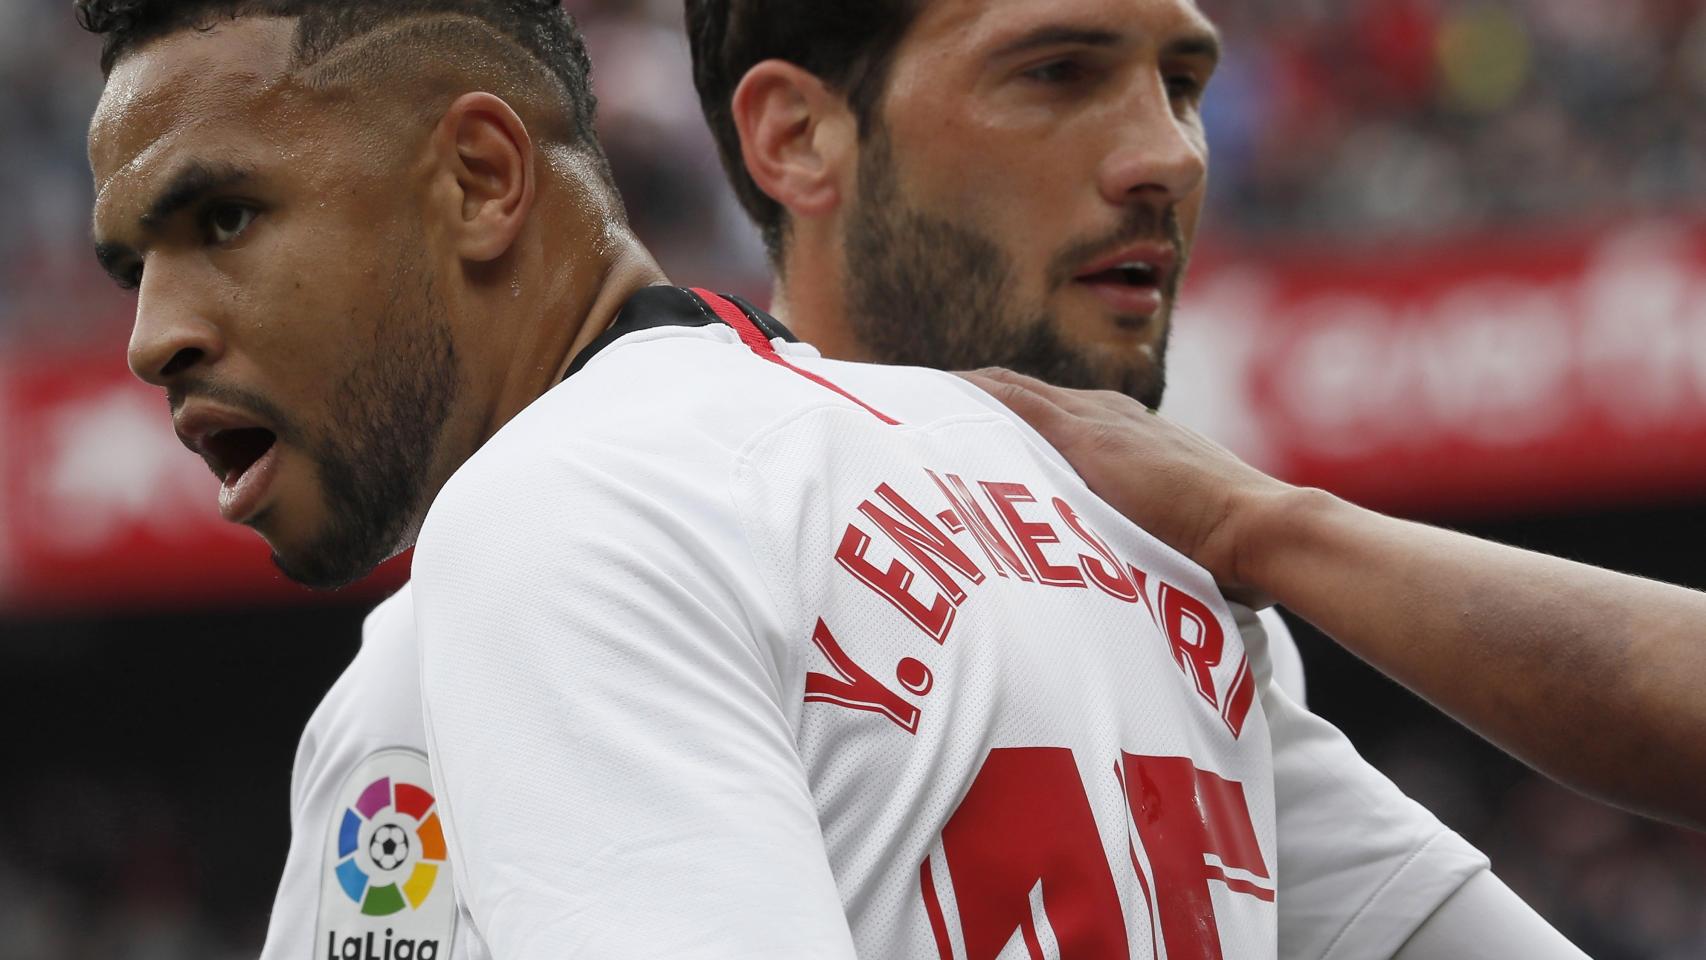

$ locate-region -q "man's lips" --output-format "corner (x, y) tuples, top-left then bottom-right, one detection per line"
(1071, 242), (1180, 320)
(1072, 242), (1179, 290)
(173, 404), (281, 521)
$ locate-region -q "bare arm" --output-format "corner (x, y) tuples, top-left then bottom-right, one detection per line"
(964, 368), (1706, 829)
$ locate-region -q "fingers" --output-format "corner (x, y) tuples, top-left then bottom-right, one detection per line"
(956, 368), (1080, 435)
(959, 367), (1157, 425)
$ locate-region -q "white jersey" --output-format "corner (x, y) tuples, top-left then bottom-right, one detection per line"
(250, 377), (1301, 953)
(411, 287), (1488, 959)
(258, 430), (1300, 952)
(257, 608), (1304, 957)
(1260, 607), (1307, 708)
(260, 586), (482, 960)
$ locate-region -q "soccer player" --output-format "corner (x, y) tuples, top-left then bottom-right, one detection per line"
(683, 0), (1567, 954)
(963, 367), (1706, 830)
(78, 3), (616, 956)
(80, 1), (1580, 957)
(683, 0), (1309, 707)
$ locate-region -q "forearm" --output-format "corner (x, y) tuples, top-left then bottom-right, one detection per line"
(1244, 486), (1706, 827)
(960, 367), (1706, 825)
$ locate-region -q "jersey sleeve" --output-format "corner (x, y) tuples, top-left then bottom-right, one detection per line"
(1258, 606), (1308, 706)
(1392, 872), (1586, 959)
(261, 586), (470, 960)
(412, 442), (857, 959)
(1231, 606), (1492, 960)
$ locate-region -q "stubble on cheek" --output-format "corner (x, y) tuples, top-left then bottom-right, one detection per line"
(270, 254), (460, 590)
(841, 134), (1171, 406)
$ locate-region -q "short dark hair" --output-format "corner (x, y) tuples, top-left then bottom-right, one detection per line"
(685, 0), (921, 262)
(76, 0), (602, 155)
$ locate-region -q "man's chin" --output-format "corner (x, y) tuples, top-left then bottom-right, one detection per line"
(269, 551), (370, 591)
(267, 530), (392, 591)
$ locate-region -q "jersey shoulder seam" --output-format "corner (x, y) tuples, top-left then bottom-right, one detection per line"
(1319, 830), (1486, 960)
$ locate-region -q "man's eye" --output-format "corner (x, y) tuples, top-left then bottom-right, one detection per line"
(1022, 59), (1087, 85)
(205, 203), (257, 244)
(1166, 73), (1204, 101)
(117, 263), (144, 291)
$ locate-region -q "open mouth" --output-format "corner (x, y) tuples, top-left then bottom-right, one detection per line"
(1072, 252), (1173, 321)
(202, 427), (277, 487)
(1076, 262), (1162, 289)
(173, 402), (288, 525)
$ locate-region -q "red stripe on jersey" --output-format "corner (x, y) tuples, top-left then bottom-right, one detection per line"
(690, 287), (901, 426)
(1116, 763), (1164, 960)
(1220, 656), (1256, 739)
(1126, 838), (1163, 960)
(1204, 866), (1276, 902)
(919, 857), (956, 960)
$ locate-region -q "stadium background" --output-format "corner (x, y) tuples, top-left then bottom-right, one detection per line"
(3, 0), (1706, 955)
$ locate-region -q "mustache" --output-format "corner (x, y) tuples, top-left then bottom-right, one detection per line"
(1048, 205), (1186, 290)
(167, 379), (300, 445)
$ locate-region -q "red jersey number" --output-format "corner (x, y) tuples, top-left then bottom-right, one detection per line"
(921, 747), (1272, 960)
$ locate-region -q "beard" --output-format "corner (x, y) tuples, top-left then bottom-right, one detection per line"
(271, 254), (459, 590)
(842, 130), (1184, 409)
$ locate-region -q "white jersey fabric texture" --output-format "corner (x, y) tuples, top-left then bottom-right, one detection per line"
(259, 453), (1299, 953)
(260, 604), (1306, 957)
(1393, 872), (1589, 959)
(412, 286), (1497, 959)
(260, 586), (485, 960)
(1260, 607), (1307, 707)
(258, 596), (1298, 958)
(252, 338), (1304, 956)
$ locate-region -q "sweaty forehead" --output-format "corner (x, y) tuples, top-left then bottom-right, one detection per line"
(89, 16), (305, 211)
(904, 0), (1212, 56)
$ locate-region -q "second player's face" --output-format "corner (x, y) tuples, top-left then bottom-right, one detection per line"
(88, 18), (463, 588)
(847, 0), (1216, 405)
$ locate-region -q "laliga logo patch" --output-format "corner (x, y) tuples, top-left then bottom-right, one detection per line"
(318, 749), (456, 959)
(334, 774), (446, 915)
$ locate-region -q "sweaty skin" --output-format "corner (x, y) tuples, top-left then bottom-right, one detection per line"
(90, 16), (665, 588)
(964, 367), (1706, 830)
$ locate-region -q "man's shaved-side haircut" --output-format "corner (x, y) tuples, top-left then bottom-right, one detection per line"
(685, 0), (921, 262)
(77, 0), (607, 168)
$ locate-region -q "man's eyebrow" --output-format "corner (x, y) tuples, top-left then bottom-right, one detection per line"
(1164, 28), (1222, 66)
(91, 160), (254, 282)
(991, 25), (1123, 59)
(139, 160), (254, 230)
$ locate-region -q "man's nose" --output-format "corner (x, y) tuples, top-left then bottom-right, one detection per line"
(125, 263), (225, 387)
(1095, 78), (1208, 208)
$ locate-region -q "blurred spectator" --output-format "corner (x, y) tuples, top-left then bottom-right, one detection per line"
(9, 0), (1706, 343)
(1197, 0), (1706, 238)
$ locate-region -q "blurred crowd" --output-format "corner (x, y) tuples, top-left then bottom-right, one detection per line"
(5, 0), (1706, 957)
(1201, 0), (1706, 237)
(6, 0), (1706, 343)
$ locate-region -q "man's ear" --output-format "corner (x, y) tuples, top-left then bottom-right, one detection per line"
(431, 92), (536, 263)
(730, 60), (858, 224)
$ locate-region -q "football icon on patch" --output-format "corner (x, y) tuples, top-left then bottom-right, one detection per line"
(334, 775), (448, 917)
(370, 823), (411, 871)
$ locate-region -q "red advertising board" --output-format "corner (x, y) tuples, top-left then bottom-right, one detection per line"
(2, 219), (1704, 610)
(1169, 220), (1706, 516)
(0, 351), (405, 613)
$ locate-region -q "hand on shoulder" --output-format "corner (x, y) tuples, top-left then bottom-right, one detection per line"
(960, 367), (1304, 606)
